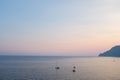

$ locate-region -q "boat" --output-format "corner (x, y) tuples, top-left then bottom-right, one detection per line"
(55, 67), (60, 69)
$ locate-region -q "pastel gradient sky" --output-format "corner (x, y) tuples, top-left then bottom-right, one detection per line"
(0, 0), (120, 56)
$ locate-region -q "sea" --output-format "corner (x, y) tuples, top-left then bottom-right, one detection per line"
(0, 56), (120, 80)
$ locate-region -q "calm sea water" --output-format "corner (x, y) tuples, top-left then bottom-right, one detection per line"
(0, 56), (120, 80)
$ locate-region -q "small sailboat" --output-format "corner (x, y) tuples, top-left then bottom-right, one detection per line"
(55, 61), (60, 70)
(55, 66), (60, 69)
(73, 66), (76, 72)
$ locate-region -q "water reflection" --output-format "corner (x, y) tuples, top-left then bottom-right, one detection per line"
(0, 57), (120, 80)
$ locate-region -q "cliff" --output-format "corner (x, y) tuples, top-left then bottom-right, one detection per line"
(99, 45), (120, 57)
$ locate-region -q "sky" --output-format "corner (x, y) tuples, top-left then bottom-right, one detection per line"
(0, 0), (120, 56)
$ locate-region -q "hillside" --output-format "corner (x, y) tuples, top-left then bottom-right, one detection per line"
(99, 45), (120, 57)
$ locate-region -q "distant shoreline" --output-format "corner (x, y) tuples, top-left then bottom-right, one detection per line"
(99, 45), (120, 57)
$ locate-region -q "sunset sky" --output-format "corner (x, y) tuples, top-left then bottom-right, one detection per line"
(0, 0), (120, 56)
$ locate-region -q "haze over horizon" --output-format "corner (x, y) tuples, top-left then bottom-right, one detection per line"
(0, 0), (120, 56)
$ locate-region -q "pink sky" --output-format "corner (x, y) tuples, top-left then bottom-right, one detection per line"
(0, 0), (120, 56)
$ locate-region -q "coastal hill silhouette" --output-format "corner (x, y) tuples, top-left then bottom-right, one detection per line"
(99, 45), (120, 57)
